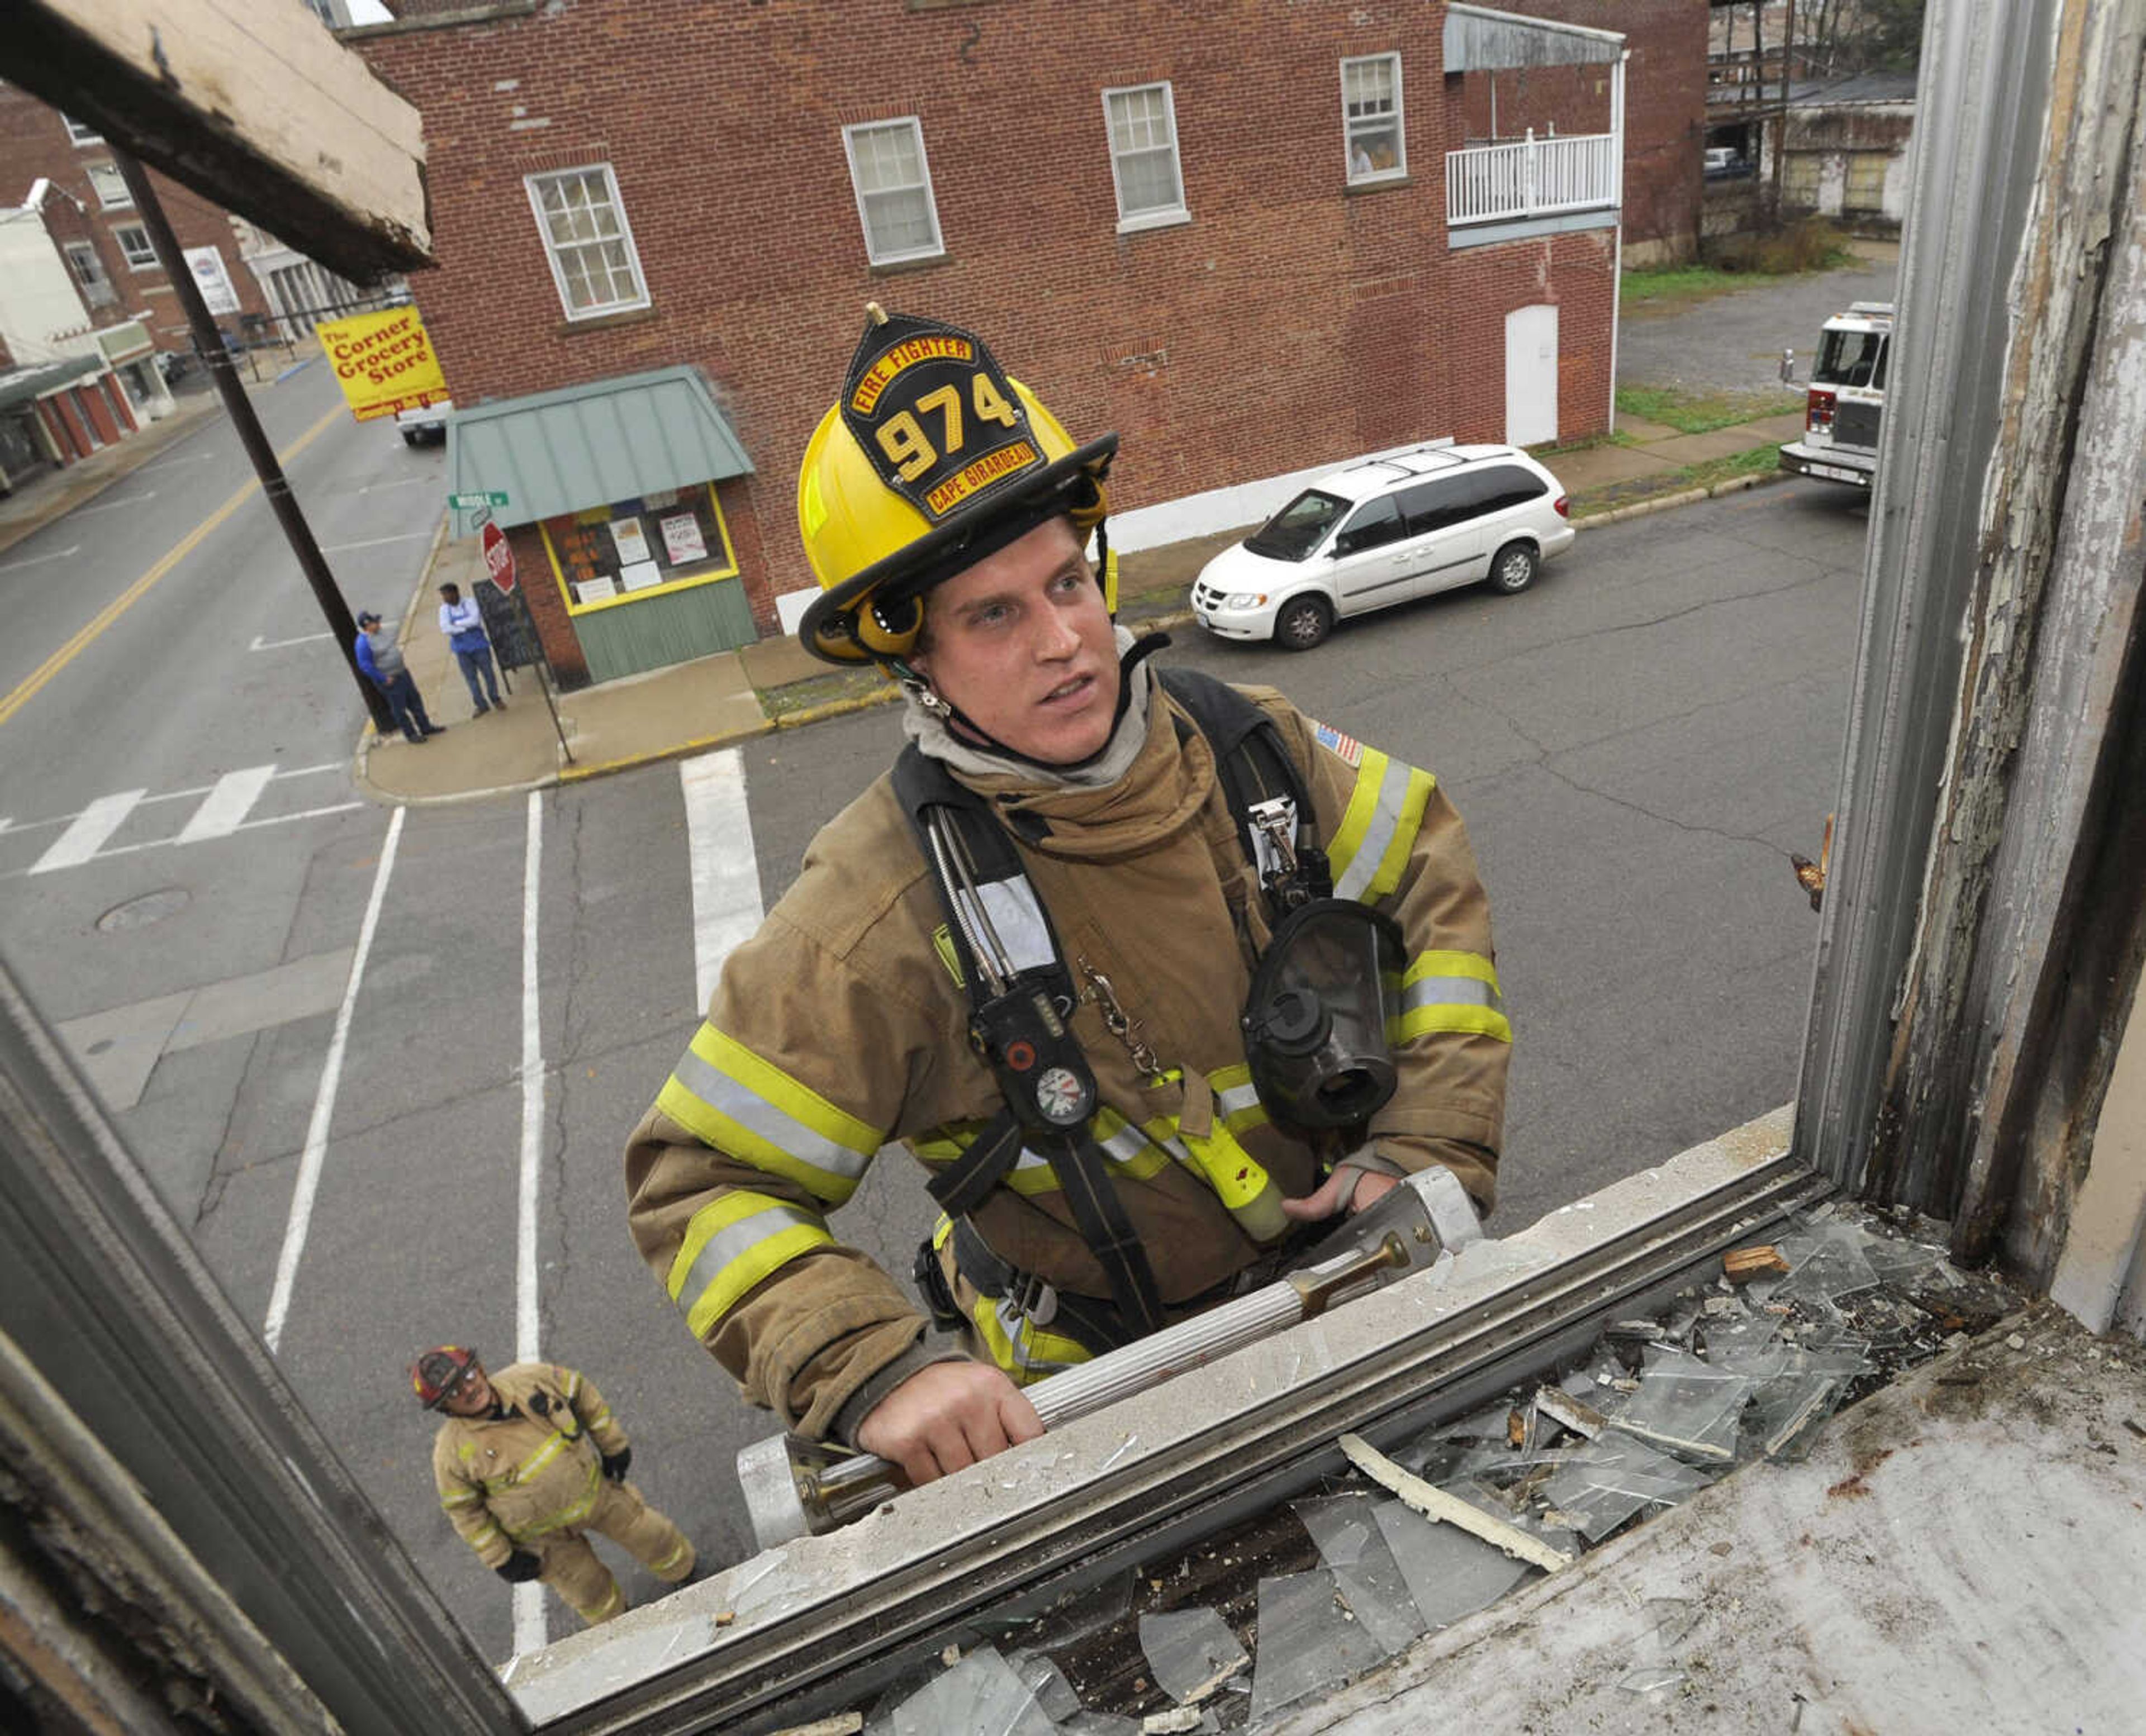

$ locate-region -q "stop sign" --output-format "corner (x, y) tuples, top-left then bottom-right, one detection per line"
(482, 520), (516, 594)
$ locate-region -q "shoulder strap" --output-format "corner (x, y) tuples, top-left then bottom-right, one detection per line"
(1156, 667), (1332, 911)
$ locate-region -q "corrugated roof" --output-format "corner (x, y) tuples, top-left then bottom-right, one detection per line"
(1446, 3), (1624, 72)
(445, 365), (754, 539)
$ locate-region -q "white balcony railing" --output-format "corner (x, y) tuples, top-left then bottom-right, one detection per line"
(1447, 130), (1620, 228)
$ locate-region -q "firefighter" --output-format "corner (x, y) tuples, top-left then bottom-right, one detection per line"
(413, 1346), (695, 1627)
(625, 307), (1511, 1491)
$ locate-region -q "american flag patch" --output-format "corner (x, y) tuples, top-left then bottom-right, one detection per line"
(1313, 721), (1364, 767)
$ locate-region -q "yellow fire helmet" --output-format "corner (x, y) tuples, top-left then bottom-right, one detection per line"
(797, 306), (1117, 666)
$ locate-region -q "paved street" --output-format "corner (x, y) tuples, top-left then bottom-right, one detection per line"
(0, 356), (1870, 1662)
(1621, 242), (1900, 392)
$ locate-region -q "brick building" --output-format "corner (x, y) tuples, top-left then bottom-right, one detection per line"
(352, 0), (1632, 688)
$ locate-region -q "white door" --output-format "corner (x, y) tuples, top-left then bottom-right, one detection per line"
(1505, 304), (1559, 447)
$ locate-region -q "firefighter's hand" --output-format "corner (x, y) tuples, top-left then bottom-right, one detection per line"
(495, 1549), (543, 1583)
(856, 1361), (1044, 1487)
(1281, 1167), (1400, 1223)
(601, 1447), (632, 1482)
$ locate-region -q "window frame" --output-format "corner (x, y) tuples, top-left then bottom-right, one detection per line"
(113, 222), (158, 270)
(842, 117), (946, 267)
(1341, 51), (1407, 185)
(63, 115), (103, 146)
(1101, 81), (1190, 233)
(523, 163), (652, 323)
(86, 161), (134, 209)
(538, 483), (743, 616)
(63, 239), (110, 290)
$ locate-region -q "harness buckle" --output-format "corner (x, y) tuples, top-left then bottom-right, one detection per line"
(1008, 1269), (1060, 1327)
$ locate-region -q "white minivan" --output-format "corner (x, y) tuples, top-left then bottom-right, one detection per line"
(1190, 443), (1574, 650)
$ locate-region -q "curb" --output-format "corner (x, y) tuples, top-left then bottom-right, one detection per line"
(1570, 463), (1794, 529)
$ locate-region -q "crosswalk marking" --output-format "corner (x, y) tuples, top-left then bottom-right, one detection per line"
(680, 751), (764, 1015)
(175, 764), (278, 844)
(31, 789), (146, 875)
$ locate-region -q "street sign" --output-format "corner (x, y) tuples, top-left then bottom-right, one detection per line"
(482, 521), (517, 594)
(450, 490), (510, 508)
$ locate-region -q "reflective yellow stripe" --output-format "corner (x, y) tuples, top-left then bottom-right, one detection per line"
(968, 1291), (1095, 1386)
(512, 1462), (602, 1538)
(1208, 1063), (1269, 1134)
(1392, 949), (1512, 1043)
(657, 1024), (882, 1204)
(463, 1521), (504, 1548)
(1328, 748), (1436, 904)
(514, 1433), (569, 1483)
(576, 1582), (625, 1623)
(440, 1487), (483, 1509)
(649, 1538), (690, 1576)
(1089, 1107), (1173, 1180)
(667, 1191), (834, 1339)
(562, 1371), (581, 1402)
(913, 1123), (1064, 1196)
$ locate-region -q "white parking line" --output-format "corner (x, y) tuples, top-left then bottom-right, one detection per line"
(70, 491), (157, 517)
(30, 789), (145, 874)
(514, 790), (547, 1657)
(249, 629), (335, 651)
(174, 764), (278, 844)
(0, 543), (80, 575)
(680, 751), (763, 1014)
(264, 805), (405, 1353)
(355, 477), (438, 494)
(319, 532), (433, 553)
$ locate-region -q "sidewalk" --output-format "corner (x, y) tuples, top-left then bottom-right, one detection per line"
(354, 396), (1815, 808)
(0, 382), (234, 558)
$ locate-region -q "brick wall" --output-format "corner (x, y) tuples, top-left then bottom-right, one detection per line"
(354, 0), (1617, 631)
(0, 85), (277, 356)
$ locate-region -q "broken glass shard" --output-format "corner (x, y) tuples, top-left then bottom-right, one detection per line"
(1609, 1346), (1754, 1462)
(1137, 1607), (1248, 1705)
(1004, 1649), (1083, 1722)
(1372, 1497), (1536, 1629)
(1294, 1494), (1423, 1656)
(887, 1646), (1055, 1736)
(1247, 1570), (1389, 1725)
(1540, 1435), (1717, 1542)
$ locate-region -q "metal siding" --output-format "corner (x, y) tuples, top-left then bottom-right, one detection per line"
(571, 577), (758, 683)
(447, 367), (753, 539)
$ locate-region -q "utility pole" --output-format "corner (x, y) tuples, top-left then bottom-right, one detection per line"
(110, 149), (392, 734)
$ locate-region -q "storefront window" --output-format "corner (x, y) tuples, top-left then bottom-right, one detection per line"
(539, 483), (739, 613)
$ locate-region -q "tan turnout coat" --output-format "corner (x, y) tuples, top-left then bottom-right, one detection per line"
(431, 1362), (628, 1567)
(626, 681), (1509, 1441)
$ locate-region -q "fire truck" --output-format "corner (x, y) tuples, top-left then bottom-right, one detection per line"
(1779, 301), (1894, 488)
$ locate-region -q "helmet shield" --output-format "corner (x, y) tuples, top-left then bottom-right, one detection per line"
(411, 1344), (478, 1409)
(1241, 900), (1405, 1131)
(797, 307), (1116, 665)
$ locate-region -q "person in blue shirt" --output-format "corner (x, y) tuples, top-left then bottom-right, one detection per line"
(354, 610), (443, 745)
(436, 582), (505, 716)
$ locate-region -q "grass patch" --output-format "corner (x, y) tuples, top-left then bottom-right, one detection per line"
(1570, 443), (1786, 520)
(757, 665), (889, 720)
(1623, 218), (1860, 306)
(1617, 384), (1799, 435)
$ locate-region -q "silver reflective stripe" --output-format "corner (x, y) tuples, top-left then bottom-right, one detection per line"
(1215, 1078), (1264, 1120)
(955, 877), (1057, 976)
(672, 1200), (823, 1318)
(1094, 1121), (1152, 1167)
(1335, 764), (1414, 902)
(670, 1047), (873, 1182)
(1403, 975), (1501, 1013)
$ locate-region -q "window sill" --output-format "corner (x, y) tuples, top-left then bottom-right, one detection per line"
(867, 252), (950, 277)
(1346, 173), (1414, 196)
(1115, 208), (1193, 236)
(557, 305), (657, 337)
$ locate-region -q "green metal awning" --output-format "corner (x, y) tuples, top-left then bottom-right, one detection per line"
(445, 365), (754, 541)
(0, 353), (104, 411)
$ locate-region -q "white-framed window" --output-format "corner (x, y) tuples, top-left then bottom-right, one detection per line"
(1102, 82), (1189, 231)
(86, 161), (132, 208)
(523, 164), (650, 320)
(63, 115), (103, 146)
(1342, 53), (1406, 183)
(113, 223), (158, 269)
(842, 117), (944, 266)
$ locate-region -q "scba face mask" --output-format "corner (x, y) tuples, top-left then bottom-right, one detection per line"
(1240, 899), (1405, 1131)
